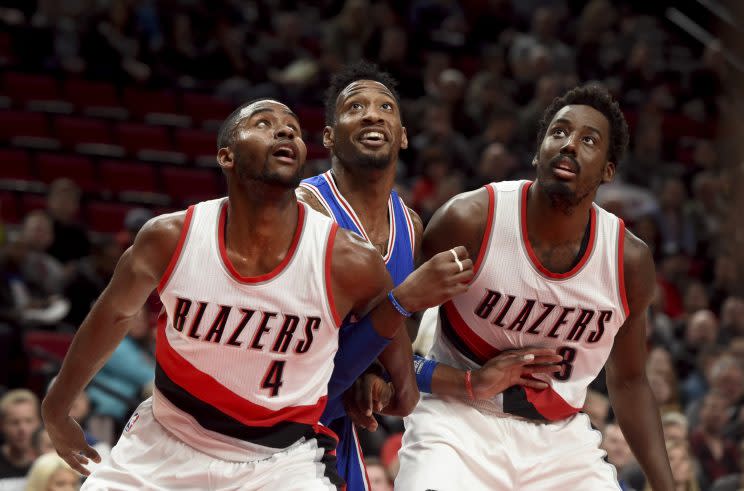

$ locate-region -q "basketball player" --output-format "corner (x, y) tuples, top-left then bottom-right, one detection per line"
(40, 99), (470, 490)
(395, 86), (675, 490)
(296, 61), (423, 491)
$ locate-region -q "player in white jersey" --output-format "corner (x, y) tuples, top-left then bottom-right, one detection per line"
(39, 99), (473, 491)
(394, 86), (675, 490)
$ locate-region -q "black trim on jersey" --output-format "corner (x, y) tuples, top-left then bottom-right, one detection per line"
(439, 308), (486, 365)
(316, 432), (345, 490)
(155, 363), (317, 448)
(501, 385), (548, 422)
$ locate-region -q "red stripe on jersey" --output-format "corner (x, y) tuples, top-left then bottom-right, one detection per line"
(352, 424), (371, 491)
(325, 222), (342, 327)
(313, 423), (339, 444)
(218, 201), (305, 284)
(520, 181), (597, 280)
(617, 219), (630, 318)
(472, 184), (496, 277)
(400, 197), (416, 258)
(157, 206), (195, 293)
(442, 301), (502, 362)
(156, 315), (327, 427)
(523, 385), (581, 421)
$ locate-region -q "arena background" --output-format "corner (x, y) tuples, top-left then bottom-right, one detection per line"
(0, 1), (742, 490)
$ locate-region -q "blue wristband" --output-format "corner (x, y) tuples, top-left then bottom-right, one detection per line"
(413, 355), (439, 394)
(387, 290), (413, 318)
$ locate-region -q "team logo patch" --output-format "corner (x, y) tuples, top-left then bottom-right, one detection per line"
(124, 412), (140, 432)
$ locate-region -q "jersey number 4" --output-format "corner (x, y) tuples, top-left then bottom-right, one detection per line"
(555, 346), (577, 381)
(261, 360), (285, 397)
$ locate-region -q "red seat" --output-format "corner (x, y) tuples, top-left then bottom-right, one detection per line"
(36, 153), (96, 191)
(182, 93), (233, 125)
(99, 160), (157, 194)
(63, 79), (120, 108)
(123, 88), (178, 118)
(85, 201), (132, 233)
(0, 191), (20, 223)
(20, 193), (47, 215)
(54, 116), (113, 148)
(0, 148), (34, 181)
(160, 167), (220, 204)
(24, 330), (74, 371)
(4, 72), (61, 103)
(0, 110), (50, 140)
(116, 122), (172, 154)
(174, 128), (215, 160)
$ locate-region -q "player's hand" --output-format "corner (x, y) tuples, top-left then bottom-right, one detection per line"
(42, 412), (101, 476)
(343, 372), (394, 431)
(471, 348), (563, 399)
(393, 246), (474, 313)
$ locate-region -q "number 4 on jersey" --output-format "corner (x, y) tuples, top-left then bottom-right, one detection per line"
(261, 360), (285, 397)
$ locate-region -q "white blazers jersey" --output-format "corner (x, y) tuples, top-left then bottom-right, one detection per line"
(430, 180), (628, 422)
(153, 198), (342, 460)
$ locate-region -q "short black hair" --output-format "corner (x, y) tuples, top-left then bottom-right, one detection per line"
(217, 98), (274, 150)
(536, 85), (630, 165)
(324, 60), (401, 126)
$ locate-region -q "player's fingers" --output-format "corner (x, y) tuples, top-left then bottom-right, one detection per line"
(61, 452), (90, 476)
(527, 354), (564, 365)
(360, 379), (376, 417)
(82, 445), (101, 463)
(522, 364), (563, 375)
(451, 246), (470, 260)
(520, 378), (550, 390)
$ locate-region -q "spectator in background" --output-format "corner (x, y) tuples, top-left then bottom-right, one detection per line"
(656, 178), (697, 258)
(86, 306), (154, 427)
(675, 310), (718, 380)
(379, 432), (402, 483)
(710, 440), (744, 491)
(643, 439), (702, 491)
(710, 262), (740, 317)
(63, 236), (123, 327)
(583, 389), (610, 432)
(662, 412), (689, 443)
(31, 426), (54, 456)
(411, 103), (474, 174)
(366, 457), (393, 491)
(601, 423), (637, 489)
(24, 452), (80, 491)
(0, 390), (41, 491)
(45, 179), (89, 266)
(688, 391), (740, 483)
(467, 142), (517, 189)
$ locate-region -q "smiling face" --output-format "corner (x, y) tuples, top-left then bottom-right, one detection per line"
(534, 104), (615, 211)
(218, 99), (307, 189)
(324, 80), (407, 170)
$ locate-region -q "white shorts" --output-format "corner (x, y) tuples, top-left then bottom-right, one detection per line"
(81, 399), (337, 491)
(395, 396), (620, 491)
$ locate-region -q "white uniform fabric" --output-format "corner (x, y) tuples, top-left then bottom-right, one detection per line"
(397, 180), (628, 490)
(82, 398), (337, 491)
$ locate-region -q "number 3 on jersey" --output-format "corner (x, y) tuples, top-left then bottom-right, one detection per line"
(261, 360), (285, 396)
(555, 346), (577, 381)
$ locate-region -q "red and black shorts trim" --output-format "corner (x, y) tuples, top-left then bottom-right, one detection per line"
(315, 427), (345, 490)
(156, 363), (322, 449)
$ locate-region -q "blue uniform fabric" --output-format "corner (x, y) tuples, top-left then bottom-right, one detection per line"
(302, 171), (416, 491)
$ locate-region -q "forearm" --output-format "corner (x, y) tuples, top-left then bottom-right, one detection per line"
(608, 375), (674, 491)
(43, 301), (138, 417)
(430, 363), (469, 398)
(378, 328), (418, 415)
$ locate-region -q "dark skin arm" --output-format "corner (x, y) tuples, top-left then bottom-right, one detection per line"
(42, 213), (184, 475)
(605, 230), (673, 491)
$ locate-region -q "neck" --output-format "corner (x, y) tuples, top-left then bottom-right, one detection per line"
(2, 444), (33, 467)
(330, 157), (396, 228)
(528, 180), (593, 244)
(226, 183), (298, 254)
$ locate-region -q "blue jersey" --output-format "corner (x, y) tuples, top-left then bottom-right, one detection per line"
(301, 170), (416, 491)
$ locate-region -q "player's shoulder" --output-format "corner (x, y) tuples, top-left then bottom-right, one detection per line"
(622, 227), (654, 275)
(620, 226), (656, 310)
(431, 186), (491, 229)
(296, 185), (331, 217)
(333, 227), (381, 269)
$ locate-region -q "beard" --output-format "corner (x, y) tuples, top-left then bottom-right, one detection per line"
(234, 149), (301, 189)
(537, 160), (601, 215)
(335, 135), (395, 170)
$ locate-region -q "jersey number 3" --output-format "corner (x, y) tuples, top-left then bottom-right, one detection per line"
(261, 360), (286, 396)
(555, 346), (577, 381)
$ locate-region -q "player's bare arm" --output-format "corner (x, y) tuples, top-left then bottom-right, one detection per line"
(41, 213), (185, 475)
(605, 230), (674, 491)
(296, 186), (331, 218)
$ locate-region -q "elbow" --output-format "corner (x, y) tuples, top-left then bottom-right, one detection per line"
(396, 385), (421, 416)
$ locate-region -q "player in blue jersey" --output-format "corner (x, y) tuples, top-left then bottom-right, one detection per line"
(297, 61), (423, 490)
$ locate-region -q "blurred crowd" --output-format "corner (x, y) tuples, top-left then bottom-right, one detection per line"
(0, 0), (742, 490)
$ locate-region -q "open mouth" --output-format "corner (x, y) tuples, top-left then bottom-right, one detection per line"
(358, 129), (388, 147)
(551, 157), (578, 179)
(272, 145), (297, 162)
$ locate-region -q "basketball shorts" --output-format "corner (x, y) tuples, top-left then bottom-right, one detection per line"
(81, 399), (339, 491)
(395, 396), (620, 491)
(329, 416), (370, 491)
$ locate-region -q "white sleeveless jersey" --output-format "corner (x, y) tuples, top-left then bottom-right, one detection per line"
(429, 180), (628, 422)
(153, 197), (342, 459)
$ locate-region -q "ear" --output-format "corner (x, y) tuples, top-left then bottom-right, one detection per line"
(322, 126), (334, 149)
(603, 161), (616, 183)
(217, 147), (234, 172)
(531, 154), (538, 167)
(400, 126), (408, 150)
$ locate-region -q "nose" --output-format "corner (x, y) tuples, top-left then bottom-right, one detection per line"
(362, 105), (384, 124)
(561, 133), (577, 155)
(276, 124), (295, 139)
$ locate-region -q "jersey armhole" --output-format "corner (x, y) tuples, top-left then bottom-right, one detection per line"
(472, 184), (496, 276)
(299, 182), (334, 217)
(325, 222), (342, 327)
(157, 205), (195, 293)
(617, 219), (630, 318)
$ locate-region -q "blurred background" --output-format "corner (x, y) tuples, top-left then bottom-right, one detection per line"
(0, 0), (742, 490)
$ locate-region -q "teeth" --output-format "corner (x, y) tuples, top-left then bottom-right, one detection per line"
(361, 131), (384, 140)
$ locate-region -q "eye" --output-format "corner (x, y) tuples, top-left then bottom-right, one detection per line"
(381, 102), (393, 111)
(256, 119), (271, 128)
(551, 128), (567, 138)
(582, 136), (597, 146)
(350, 102), (363, 110)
